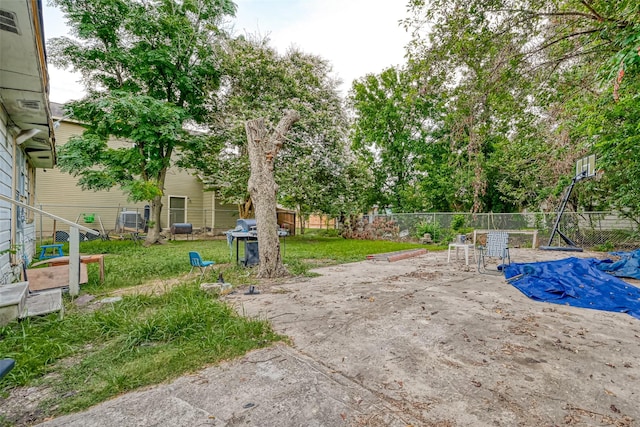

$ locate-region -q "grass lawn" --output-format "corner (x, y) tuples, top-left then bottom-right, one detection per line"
(0, 231), (436, 421)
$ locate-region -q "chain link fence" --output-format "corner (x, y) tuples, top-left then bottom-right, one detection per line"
(35, 204), (239, 243)
(33, 203), (640, 250)
(371, 212), (639, 250)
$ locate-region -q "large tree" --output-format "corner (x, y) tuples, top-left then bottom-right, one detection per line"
(49, 0), (236, 244)
(349, 66), (449, 212)
(181, 37), (364, 227)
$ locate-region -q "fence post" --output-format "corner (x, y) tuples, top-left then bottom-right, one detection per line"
(69, 226), (80, 296)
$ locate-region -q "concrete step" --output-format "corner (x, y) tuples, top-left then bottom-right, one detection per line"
(0, 282), (64, 325)
(0, 282), (29, 326)
(25, 289), (64, 318)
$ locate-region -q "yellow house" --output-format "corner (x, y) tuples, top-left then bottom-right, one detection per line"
(34, 103), (238, 238)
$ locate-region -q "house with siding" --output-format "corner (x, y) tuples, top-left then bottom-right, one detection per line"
(35, 103), (239, 238)
(0, 0), (56, 285)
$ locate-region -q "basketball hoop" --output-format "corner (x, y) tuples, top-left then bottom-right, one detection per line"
(575, 154), (596, 181)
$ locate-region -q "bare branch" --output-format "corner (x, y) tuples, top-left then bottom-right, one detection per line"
(580, 0), (604, 22)
(272, 109), (301, 155)
(525, 29), (601, 57)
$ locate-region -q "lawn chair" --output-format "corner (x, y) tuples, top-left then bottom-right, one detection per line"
(189, 251), (215, 280)
(477, 231), (510, 274)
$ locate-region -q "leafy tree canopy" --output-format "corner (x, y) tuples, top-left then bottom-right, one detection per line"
(393, 0), (640, 216)
(181, 36), (370, 221)
(49, 0), (236, 243)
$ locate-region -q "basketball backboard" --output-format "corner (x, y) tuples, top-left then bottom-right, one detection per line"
(575, 154), (596, 180)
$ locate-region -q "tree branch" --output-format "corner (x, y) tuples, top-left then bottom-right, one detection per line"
(495, 8), (633, 27)
(525, 29), (601, 57)
(525, 42), (611, 76)
(271, 109), (301, 155)
(493, 9), (600, 20)
(580, 0), (604, 22)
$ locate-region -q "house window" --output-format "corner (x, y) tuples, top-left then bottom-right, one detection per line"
(168, 196), (187, 226)
(26, 166), (35, 223)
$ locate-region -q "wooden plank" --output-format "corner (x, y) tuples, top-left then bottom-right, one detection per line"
(30, 255), (105, 283)
(366, 249), (428, 262)
(27, 264), (88, 292)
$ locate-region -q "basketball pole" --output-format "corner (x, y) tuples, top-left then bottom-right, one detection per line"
(540, 155), (595, 252)
(544, 173), (583, 249)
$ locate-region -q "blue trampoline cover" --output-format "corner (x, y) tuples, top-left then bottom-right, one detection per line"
(596, 249), (640, 280)
(503, 257), (640, 320)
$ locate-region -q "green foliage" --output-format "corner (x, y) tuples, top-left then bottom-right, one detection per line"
(398, 0), (640, 214)
(349, 66), (444, 212)
(49, 0), (235, 120)
(450, 215), (466, 232)
(587, 81), (640, 219)
(318, 229), (341, 238)
(57, 93), (188, 203)
(415, 221), (443, 242)
(594, 241), (615, 252)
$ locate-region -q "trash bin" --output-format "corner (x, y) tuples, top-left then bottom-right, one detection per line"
(243, 241), (259, 266)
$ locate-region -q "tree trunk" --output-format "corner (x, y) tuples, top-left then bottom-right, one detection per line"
(144, 166), (168, 246)
(144, 194), (163, 246)
(245, 110), (300, 278)
(297, 206), (306, 235)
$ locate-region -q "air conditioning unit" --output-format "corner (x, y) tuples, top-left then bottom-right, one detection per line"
(116, 211), (147, 232)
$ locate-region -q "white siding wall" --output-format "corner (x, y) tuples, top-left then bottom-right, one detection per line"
(0, 107), (38, 284)
(0, 107), (14, 284)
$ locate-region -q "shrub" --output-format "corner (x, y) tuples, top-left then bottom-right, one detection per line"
(451, 214), (466, 232)
(416, 221), (443, 242)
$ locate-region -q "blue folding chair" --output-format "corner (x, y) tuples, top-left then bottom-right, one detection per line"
(189, 251), (215, 280)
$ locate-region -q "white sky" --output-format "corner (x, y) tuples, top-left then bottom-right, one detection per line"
(43, 0), (412, 104)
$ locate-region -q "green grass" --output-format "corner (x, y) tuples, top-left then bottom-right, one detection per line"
(0, 285), (282, 419)
(37, 232), (433, 293)
(0, 232), (434, 422)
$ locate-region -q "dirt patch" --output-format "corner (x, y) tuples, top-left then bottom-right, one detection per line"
(1, 385), (56, 426)
(221, 248), (639, 426)
(108, 276), (189, 297)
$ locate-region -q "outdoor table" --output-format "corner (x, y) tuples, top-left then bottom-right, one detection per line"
(447, 243), (474, 266)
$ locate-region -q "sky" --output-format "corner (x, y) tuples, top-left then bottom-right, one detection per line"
(43, 0), (413, 104)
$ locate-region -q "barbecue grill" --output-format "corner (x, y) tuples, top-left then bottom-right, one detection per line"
(236, 219), (257, 233)
(170, 223), (193, 240)
(225, 219), (288, 267)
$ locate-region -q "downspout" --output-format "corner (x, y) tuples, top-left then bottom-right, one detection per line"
(211, 192), (216, 232)
(11, 133), (18, 266)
